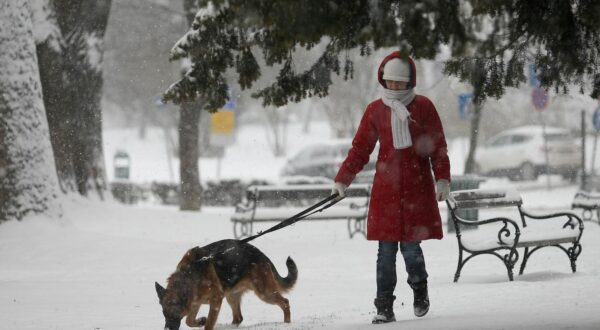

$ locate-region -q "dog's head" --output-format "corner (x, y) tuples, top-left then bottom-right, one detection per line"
(155, 282), (183, 330)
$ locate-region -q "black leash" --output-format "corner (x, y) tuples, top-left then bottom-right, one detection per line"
(240, 193), (342, 243)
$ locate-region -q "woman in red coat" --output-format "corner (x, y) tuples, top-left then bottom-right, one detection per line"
(332, 51), (451, 323)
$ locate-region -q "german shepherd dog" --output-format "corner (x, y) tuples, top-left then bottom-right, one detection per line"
(155, 239), (298, 330)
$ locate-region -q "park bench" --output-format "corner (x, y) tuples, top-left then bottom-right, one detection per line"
(571, 190), (600, 223)
(230, 183), (371, 239)
(446, 189), (584, 282)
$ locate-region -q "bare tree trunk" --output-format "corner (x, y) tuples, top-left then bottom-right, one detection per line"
(37, 41), (77, 193)
(263, 107), (286, 156)
(32, 0), (76, 193)
(176, 0), (204, 211)
(179, 100), (203, 210)
(464, 102), (483, 174)
(53, 0), (112, 198)
(0, 0), (60, 221)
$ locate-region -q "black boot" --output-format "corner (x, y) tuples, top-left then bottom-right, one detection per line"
(372, 295), (396, 324)
(412, 282), (429, 317)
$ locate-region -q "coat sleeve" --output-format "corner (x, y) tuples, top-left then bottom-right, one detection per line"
(334, 105), (379, 186)
(424, 99), (451, 182)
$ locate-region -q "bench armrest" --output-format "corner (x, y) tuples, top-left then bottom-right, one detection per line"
(235, 202), (254, 213)
(453, 215), (521, 246)
(520, 209), (584, 231)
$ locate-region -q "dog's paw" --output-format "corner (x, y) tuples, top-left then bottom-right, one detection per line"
(197, 316), (207, 326)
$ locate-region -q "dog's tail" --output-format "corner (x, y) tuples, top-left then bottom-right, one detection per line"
(271, 257), (298, 292)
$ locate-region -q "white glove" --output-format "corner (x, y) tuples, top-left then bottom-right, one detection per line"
(435, 179), (450, 202)
(331, 182), (347, 198)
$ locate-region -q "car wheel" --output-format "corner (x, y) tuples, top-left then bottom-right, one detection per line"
(519, 162), (537, 181)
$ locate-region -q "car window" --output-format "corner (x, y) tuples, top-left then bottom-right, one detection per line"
(488, 135), (512, 147)
(510, 134), (532, 144)
(309, 146), (331, 159)
(292, 147), (317, 162)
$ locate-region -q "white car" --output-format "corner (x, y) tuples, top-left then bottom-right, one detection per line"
(474, 126), (581, 181)
(280, 140), (378, 183)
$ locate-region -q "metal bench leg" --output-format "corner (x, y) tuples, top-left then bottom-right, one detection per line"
(454, 249), (464, 282)
(233, 221), (253, 239)
(519, 247), (530, 275)
(504, 249), (518, 281)
(347, 218), (366, 239)
(233, 221), (240, 239)
(568, 242), (582, 273)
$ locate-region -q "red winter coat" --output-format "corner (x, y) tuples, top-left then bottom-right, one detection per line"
(335, 51), (450, 242)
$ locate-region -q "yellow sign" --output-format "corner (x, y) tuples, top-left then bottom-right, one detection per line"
(210, 111), (235, 134)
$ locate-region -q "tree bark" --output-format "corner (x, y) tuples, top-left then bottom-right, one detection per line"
(0, 0), (60, 221)
(178, 0), (203, 211)
(464, 102), (483, 174)
(179, 101), (203, 210)
(33, 2), (77, 192)
(51, 0), (112, 197)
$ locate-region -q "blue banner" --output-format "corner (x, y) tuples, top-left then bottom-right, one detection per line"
(528, 63), (540, 87)
(458, 93), (473, 119)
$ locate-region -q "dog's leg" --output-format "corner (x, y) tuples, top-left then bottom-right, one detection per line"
(226, 292), (244, 325)
(204, 264), (225, 330)
(204, 292), (224, 330)
(251, 267), (291, 323)
(257, 291), (290, 323)
(185, 304), (207, 328)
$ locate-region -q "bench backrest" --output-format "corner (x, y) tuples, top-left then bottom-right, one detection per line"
(447, 189), (523, 211)
(446, 189), (525, 229)
(572, 190), (600, 208)
(245, 184), (371, 206)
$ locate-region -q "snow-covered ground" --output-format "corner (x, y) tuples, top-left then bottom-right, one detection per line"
(2, 121), (600, 329)
(1, 186), (599, 330)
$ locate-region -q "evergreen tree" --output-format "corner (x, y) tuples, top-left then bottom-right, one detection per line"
(164, 0), (600, 108)
(164, 0), (600, 174)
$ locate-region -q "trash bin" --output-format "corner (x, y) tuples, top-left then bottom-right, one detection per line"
(447, 174), (486, 232)
(113, 150), (130, 180)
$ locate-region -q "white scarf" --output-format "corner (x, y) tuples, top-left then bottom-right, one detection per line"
(381, 88), (415, 149)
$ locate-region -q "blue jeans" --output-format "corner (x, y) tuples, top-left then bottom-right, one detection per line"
(376, 240), (428, 298)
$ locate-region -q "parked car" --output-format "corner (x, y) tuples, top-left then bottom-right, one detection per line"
(474, 125), (581, 181)
(280, 140), (378, 183)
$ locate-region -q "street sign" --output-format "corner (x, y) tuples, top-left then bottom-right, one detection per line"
(531, 87), (549, 111)
(224, 88), (236, 109)
(593, 106), (600, 131)
(210, 110), (235, 146)
(210, 111), (235, 134)
(528, 63), (540, 87)
(458, 93), (473, 119)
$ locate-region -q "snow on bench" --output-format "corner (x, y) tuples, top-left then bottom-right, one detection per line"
(571, 190), (600, 222)
(446, 188), (584, 282)
(230, 184), (371, 239)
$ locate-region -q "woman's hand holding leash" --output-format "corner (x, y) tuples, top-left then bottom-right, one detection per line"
(435, 179), (450, 201)
(331, 182), (347, 200)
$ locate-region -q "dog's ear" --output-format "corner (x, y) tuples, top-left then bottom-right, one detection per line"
(155, 282), (166, 301)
